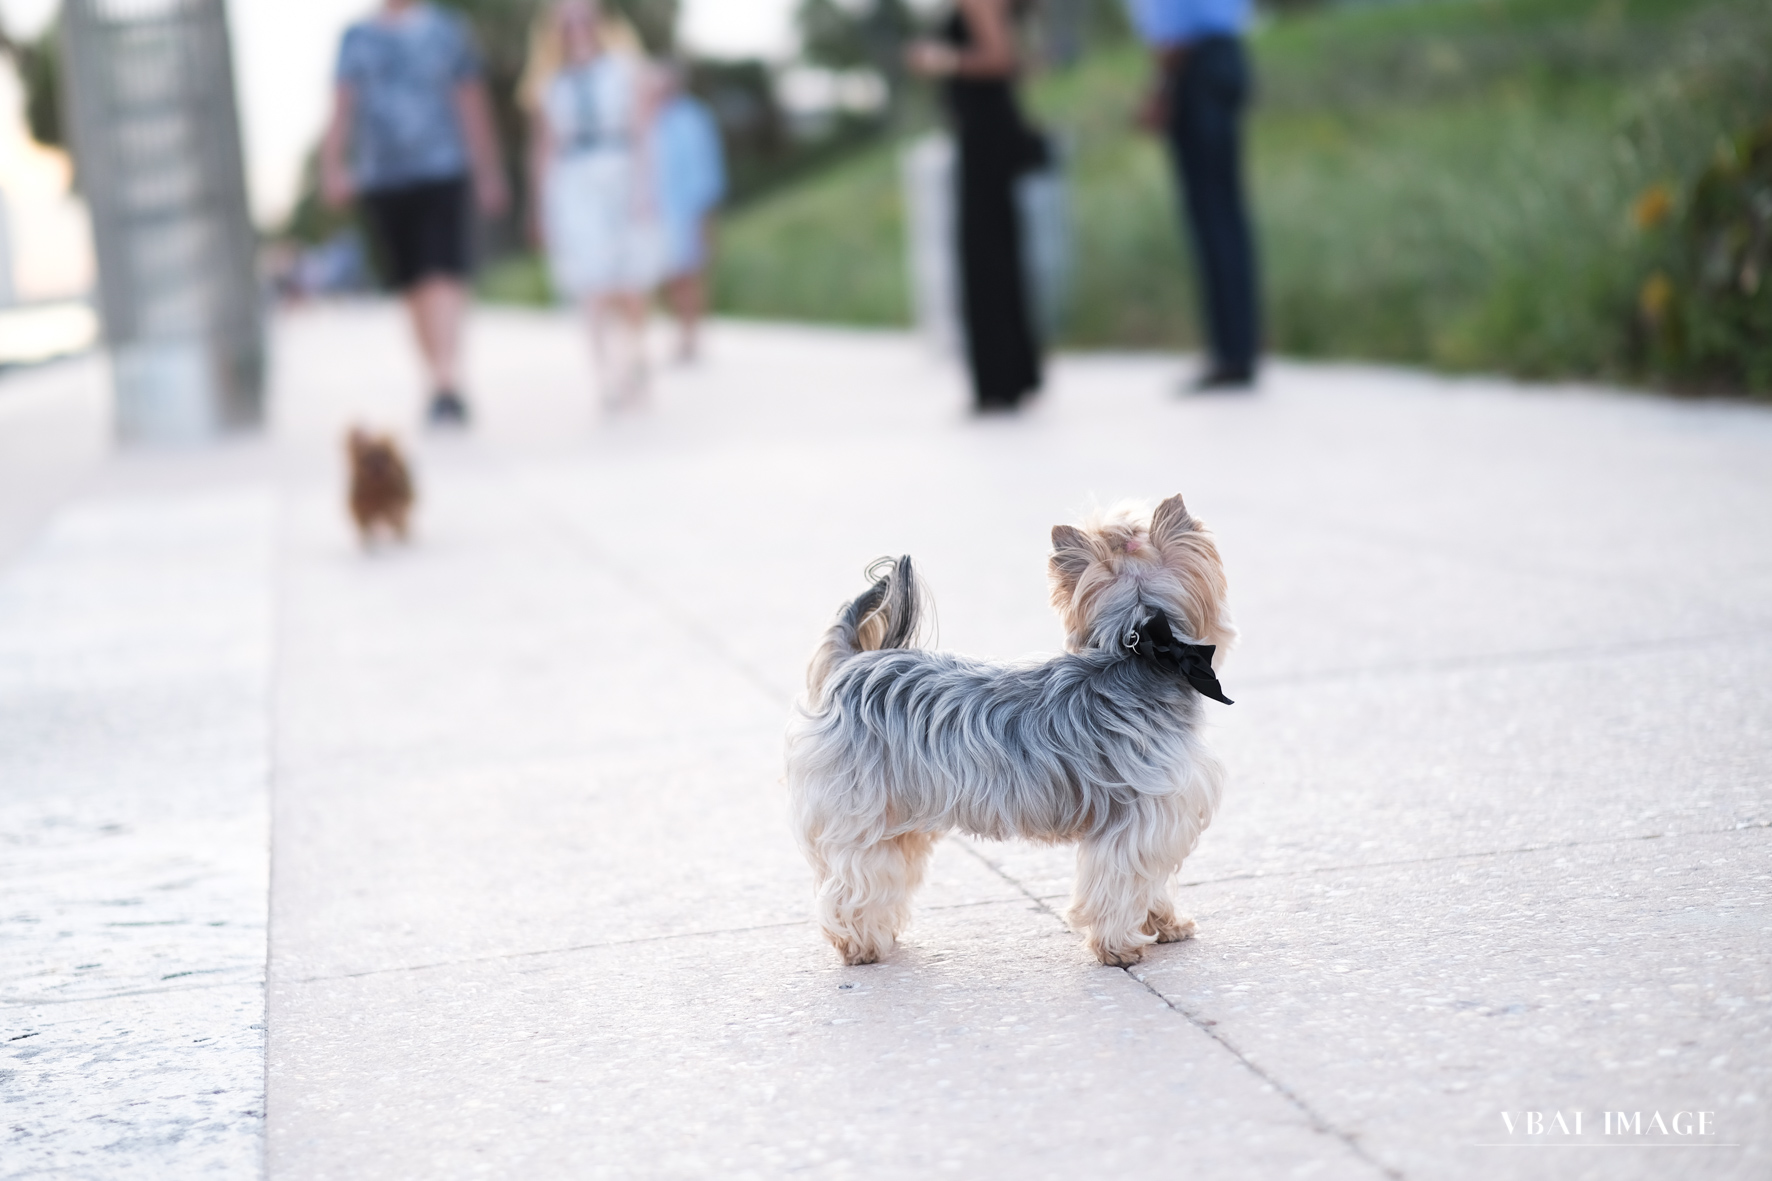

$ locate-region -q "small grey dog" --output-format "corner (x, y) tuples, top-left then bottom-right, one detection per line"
(787, 495), (1235, 967)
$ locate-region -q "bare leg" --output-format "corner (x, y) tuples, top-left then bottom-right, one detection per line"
(666, 270), (705, 362)
(685, 218), (715, 361)
(602, 291), (651, 408)
(625, 292), (652, 403)
(581, 294), (612, 404)
(404, 276), (467, 393)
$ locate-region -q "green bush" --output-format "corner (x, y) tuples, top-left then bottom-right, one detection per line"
(1636, 120), (1772, 391)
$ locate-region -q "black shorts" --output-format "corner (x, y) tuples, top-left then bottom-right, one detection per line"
(360, 177), (471, 290)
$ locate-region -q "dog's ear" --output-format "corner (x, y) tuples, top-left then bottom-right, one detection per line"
(1049, 524), (1094, 601)
(1149, 494), (1200, 551)
(1148, 492), (1232, 650)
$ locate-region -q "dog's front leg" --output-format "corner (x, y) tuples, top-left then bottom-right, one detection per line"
(1068, 830), (1162, 967)
(1070, 795), (1200, 965)
(813, 831), (937, 965)
(1141, 895), (1196, 944)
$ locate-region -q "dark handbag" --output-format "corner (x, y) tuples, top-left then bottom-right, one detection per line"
(1014, 120), (1053, 176)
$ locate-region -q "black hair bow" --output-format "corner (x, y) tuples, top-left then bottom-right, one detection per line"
(1125, 613), (1233, 705)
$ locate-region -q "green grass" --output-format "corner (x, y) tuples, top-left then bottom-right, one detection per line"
(479, 252), (554, 306)
(710, 145), (912, 326)
(694, 0), (1772, 389)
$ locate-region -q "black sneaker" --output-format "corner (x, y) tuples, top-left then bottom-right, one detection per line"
(1188, 368), (1255, 394)
(427, 390), (470, 426)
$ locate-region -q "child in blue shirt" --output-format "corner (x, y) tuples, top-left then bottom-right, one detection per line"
(651, 72), (726, 362)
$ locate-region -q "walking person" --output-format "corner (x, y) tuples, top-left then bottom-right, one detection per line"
(321, 0), (509, 426)
(521, 1), (667, 410)
(652, 66), (726, 364)
(908, 0), (1048, 414)
(1129, 0), (1261, 390)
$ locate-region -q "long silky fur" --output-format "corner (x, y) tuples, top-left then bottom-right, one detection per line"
(786, 495), (1235, 968)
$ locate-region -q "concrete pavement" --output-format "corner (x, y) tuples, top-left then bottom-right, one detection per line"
(3, 303), (1769, 1179)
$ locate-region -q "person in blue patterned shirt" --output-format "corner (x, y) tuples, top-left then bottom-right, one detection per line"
(1127, 0), (1260, 390)
(321, 0), (509, 426)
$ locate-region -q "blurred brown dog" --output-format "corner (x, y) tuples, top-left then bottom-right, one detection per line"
(346, 427), (414, 547)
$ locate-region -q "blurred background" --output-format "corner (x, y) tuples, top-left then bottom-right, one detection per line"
(0, 0), (1768, 394)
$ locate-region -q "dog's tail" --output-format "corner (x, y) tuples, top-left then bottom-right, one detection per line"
(806, 555), (926, 698)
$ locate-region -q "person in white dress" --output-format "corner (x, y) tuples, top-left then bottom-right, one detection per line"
(522, 1), (665, 408)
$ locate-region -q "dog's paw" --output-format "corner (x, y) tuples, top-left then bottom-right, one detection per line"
(1097, 947), (1145, 968)
(1144, 913), (1196, 943)
(830, 932), (891, 966)
(1088, 937), (1149, 968)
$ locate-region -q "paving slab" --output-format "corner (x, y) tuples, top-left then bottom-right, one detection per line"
(970, 633), (1772, 899)
(3, 304), (1770, 1179)
(1133, 829), (1772, 1181)
(0, 356), (109, 568)
(1, 487), (273, 1180)
(272, 905), (1376, 1181)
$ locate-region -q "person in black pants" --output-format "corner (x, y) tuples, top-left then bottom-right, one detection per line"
(910, 0), (1046, 413)
(1132, 0), (1260, 390)
(322, 0), (509, 426)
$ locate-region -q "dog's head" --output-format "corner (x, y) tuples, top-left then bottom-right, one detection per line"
(1048, 494), (1235, 661)
(345, 427), (403, 480)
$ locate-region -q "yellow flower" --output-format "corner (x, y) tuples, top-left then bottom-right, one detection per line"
(1632, 183), (1674, 230)
(1639, 271), (1674, 325)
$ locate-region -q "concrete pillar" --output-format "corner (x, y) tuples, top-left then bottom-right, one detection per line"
(60, 0), (262, 444)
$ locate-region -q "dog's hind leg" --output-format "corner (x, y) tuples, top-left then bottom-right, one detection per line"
(813, 831), (937, 966)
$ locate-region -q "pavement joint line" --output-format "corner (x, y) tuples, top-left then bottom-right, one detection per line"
(1122, 967), (1405, 1180)
(286, 917), (819, 985)
(920, 896), (1036, 912)
(2, 978), (266, 1009)
(1238, 625), (1772, 691)
(1241, 491), (1762, 601)
(279, 898), (1041, 988)
(508, 455), (1772, 724)
(1152, 820), (1772, 892)
(946, 838), (1403, 1180)
(269, 482), (299, 1140)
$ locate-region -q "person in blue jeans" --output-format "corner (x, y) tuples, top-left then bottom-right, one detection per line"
(1128, 0), (1260, 391)
(321, 0), (509, 426)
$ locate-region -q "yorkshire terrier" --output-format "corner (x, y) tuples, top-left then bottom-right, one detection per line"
(345, 427), (414, 548)
(787, 495), (1235, 967)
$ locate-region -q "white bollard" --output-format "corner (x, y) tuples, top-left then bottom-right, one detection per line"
(902, 133), (963, 359)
